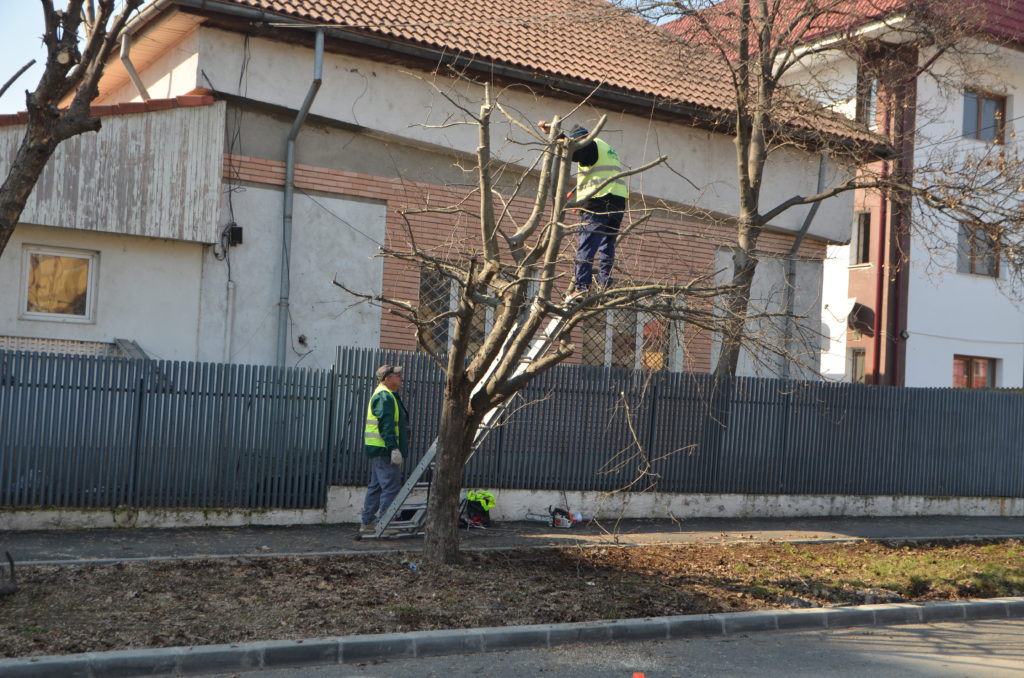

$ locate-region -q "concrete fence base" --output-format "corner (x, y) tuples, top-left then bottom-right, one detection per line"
(3, 487), (1023, 531)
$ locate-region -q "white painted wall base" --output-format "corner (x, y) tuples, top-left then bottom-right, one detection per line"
(2, 487), (1023, 531)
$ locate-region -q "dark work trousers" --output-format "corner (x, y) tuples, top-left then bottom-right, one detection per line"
(574, 199), (625, 291)
(361, 455), (402, 526)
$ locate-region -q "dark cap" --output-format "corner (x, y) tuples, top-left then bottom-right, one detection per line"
(376, 364), (403, 381)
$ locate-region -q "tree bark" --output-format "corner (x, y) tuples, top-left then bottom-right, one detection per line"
(0, 120), (65, 254)
(713, 222), (759, 379)
(422, 385), (475, 564)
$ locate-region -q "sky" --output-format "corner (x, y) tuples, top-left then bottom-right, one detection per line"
(0, 3), (50, 114)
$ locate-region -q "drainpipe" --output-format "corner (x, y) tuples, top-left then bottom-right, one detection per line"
(277, 29), (324, 368)
(120, 27), (151, 100)
(871, 108), (892, 385)
(782, 151), (828, 380)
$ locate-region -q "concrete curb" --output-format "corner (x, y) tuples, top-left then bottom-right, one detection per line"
(1, 597), (1022, 677)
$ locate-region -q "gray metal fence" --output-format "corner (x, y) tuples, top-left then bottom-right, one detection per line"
(0, 351), (332, 509)
(3, 347), (1024, 511)
(330, 347), (1024, 498)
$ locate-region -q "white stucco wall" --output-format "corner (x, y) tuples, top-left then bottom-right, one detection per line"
(820, 243), (852, 381)
(713, 248), (825, 378)
(184, 27), (854, 243)
(0, 224), (204, 360)
(196, 185), (386, 368)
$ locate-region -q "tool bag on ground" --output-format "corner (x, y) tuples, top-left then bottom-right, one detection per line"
(459, 490), (495, 528)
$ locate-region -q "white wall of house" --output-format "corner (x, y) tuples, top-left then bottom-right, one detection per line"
(174, 26), (855, 243)
(713, 248), (824, 378)
(0, 224), (205, 360)
(902, 46), (1024, 387)
(820, 243), (851, 381)
(104, 28), (201, 104)
(195, 185), (386, 368)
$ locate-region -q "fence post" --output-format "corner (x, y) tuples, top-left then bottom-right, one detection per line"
(128, 365), (147, 507)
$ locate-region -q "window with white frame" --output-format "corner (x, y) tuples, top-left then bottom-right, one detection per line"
(21, 246), (98, 323)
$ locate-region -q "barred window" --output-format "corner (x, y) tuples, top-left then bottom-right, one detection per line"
(581, 310), (676, 371)
(418, 268), (452, 355)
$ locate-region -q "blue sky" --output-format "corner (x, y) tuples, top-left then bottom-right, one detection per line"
(0, 4), (49, 114)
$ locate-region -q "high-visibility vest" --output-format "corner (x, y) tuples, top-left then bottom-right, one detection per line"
(576, 139), (629, 202)
(466, 490), (496, 511)
(364, 384), (400, 448)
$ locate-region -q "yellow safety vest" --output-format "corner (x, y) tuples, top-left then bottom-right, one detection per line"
(364, 384), (400, 448)
(576, 139), (629, 202)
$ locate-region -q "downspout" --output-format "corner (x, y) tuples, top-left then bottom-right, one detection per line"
(871, 109), (892, 385)
(120, 26), (151, 100)
(782, 151), (828, 380)
(277, 29), (324, 368)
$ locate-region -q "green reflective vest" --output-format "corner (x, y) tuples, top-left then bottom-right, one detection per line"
(466, 490), (496, 512)
(576, 139), (629, 202)
(364, 384), (400, 448)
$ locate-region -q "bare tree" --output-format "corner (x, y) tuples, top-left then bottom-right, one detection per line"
(338, 81), (735, 564)
(619, 0), (1017, 378)
(0, 0), (143, 257)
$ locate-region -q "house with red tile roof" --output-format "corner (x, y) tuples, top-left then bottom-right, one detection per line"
(0, 0), (874, 374)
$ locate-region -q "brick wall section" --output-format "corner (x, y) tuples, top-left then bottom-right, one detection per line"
(226, 153), (825, 373)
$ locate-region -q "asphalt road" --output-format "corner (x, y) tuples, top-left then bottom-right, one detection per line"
(198, 619), (1024, 678)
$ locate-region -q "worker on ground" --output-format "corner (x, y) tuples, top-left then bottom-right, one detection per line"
(538, 119), (629, 301)
(361, 364), (408, 535)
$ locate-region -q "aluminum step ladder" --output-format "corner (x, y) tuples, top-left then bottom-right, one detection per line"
(361, 307), (568, 539)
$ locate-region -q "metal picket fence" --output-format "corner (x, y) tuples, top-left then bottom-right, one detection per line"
(3, 346), (1024, 511)
(0, 351), (332, 509)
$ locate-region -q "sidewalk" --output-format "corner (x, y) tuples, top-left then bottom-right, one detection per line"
(3, 515), (1024, 565)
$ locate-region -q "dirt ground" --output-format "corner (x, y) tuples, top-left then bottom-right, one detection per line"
(1, 539), (1022, 658)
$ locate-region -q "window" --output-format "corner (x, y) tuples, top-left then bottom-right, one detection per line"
(851, 212), (872, 265)
(957, 222), (999, 277)
(848, 347), (866, 384)
(21, 246), (97, 323)
(581, 310), (676, 371)
(416, 266), (494, 358)
(963, 91), (1005, 143)
(855, 69), (879, 129)
(417, 268), (452, 356)
(953, 355), (996, 389)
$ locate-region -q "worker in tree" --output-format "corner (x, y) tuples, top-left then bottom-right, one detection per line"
(361, 364), (408, 535)
(538, 120), (629, 300)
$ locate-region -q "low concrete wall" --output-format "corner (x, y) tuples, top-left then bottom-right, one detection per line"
(2, 487), (1023, 530)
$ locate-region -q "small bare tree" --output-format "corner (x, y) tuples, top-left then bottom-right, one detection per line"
(0, 0), (143, 257)
(339, 81), (732, 564)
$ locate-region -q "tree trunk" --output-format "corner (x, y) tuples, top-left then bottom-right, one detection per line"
(0, 123), (62, 255)
(422, 387), (475, 565)
(713, 230), (758, 379)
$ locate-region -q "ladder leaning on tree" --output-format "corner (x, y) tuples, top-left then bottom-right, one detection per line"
(359, 307), (569, 540)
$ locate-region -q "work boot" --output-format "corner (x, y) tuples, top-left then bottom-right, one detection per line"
(563, 286), (587, 304)
(359, 522), (376, 534)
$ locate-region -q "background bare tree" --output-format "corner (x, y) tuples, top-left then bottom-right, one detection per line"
(0, 0), (143, 257)
(619, 0), (1020, 377)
